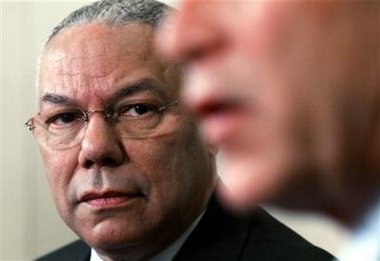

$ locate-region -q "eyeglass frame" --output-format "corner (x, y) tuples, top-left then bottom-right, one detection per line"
(25, 99), (180, 150)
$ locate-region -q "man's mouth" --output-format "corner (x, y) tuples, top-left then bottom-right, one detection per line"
(80, 191), (142, 208)
(197, 100), (247, 144)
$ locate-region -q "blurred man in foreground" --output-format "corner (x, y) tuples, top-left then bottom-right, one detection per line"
(26, 0), (334, 260)
(157, 1), (379, 260)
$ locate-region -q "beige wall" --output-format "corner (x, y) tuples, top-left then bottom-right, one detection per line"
(0, 1), (349, 260)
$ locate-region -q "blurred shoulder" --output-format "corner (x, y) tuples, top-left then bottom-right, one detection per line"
(243, 207), (335, 261)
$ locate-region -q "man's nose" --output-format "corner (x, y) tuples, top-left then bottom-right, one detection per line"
(78, 114), (124, 169)
(156, 0), (223, 63)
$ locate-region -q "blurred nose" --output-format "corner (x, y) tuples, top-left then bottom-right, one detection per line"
(157, 0), (224, 63)
(78, 114), (124, 169)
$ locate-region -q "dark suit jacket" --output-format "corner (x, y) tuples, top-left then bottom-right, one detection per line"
(35, 197), (334, 261)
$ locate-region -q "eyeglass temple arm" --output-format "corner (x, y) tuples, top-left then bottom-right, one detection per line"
(25, 119), (35, 131)
(159, 100), (179, 112)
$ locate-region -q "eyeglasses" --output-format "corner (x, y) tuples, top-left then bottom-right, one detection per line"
(25, 100), (180, 150)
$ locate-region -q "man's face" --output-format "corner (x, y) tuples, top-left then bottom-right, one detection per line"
(38, 23), (216, 258)
(158, 1), (379, 211)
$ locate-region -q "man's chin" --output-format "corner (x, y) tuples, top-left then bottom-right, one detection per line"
(216, 158), (316, 212)
(216, 163), (276, 212)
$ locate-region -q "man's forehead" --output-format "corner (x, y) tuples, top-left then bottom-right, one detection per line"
(40, 24), (163, 85)
(38, 22), (180, 102)
(42, 23), (156, 72)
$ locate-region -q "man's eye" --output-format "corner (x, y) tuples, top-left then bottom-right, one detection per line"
(119, 104), (157, 117)
(46, 112), (81, 126)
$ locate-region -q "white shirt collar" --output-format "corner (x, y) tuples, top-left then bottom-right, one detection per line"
(90, 249), (103, 261)
(338, 197), (380, 261)
(90, 209), (206, 261)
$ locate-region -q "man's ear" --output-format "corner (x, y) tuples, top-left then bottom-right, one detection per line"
(190, 118), (219, 157)
(207, 139), (219, 157)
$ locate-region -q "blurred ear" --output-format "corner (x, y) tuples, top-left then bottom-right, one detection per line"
(206, 138), (219, 157)
(189, 116), (219, 157)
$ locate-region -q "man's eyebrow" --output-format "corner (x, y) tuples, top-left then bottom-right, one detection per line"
(42, 93), (70, 104)
(117, 80), (163, 98)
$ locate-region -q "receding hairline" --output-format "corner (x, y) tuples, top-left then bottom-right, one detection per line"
(45, 0), (173, 45)
(36, 0), (176, 93)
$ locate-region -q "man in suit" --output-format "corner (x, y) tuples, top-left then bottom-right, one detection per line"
(36, 196), (333, 261)
(157, 1), (379, 260)
(27, 1), (333, 260)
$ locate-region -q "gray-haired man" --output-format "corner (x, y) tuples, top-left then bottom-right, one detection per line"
(29, 1), (334, 260)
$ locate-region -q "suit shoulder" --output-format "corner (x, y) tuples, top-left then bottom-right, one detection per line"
(34, 240), (90, 261)
(242, 207), (335, 261)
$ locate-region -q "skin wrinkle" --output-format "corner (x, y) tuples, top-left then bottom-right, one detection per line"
(57, 54), (119, 78)
(41, 81), (167, 109)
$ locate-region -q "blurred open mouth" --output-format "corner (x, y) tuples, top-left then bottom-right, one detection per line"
(196, 100), (246, 145)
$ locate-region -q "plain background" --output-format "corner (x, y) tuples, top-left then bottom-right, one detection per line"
(1, 1), (350, 260)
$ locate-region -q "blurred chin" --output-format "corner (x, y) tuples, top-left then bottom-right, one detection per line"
(217, 159), (278, 212)
(217, 154), (323, 213)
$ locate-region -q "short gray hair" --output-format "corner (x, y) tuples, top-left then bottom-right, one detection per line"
(36, 0), (173, 93)
(46, 0), (171, 44)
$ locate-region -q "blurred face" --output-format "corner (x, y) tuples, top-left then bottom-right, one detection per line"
(38, 23), (216, 260)
(158, 1), (379, 213)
